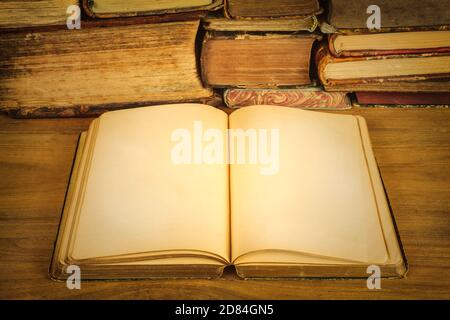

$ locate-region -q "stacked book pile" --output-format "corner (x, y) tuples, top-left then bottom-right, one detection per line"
(0, 0), (351, 118)
(318, 0), (450, 106)
(201, 0), (351, 110)
(0, 0), (448, 118)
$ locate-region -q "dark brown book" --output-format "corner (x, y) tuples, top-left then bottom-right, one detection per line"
(0, 0), (78, 29)
(83, 0), (223, 18)
(316, 46), (450, 90)
(328, 0), (450, 30)
(225, 0), (321, 19)
(224, 88), (351, 110)
(201, 33), (319, 88)
(0, 21), (213, 118)
(355, 92), (450, 105)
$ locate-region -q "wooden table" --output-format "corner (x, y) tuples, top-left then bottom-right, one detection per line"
(0, 107), (449, 299)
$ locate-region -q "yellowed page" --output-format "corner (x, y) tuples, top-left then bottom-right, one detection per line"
(229, 106), (388, 264)
(71, 104), (230, 262)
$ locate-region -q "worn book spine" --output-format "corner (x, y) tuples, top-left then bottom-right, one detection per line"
(82, 0), (223, 18)
(0, 21), (213, 118)
(224, 88), (351, 110)
(323, 81), (450, 93)
(355, 92), (450, 105)
(328, 34), (450, 57)
(203, 15), (319, 32)
(225, 0), (322, 19)
(201, 32), (320, 88)
(327, 0), (450, 30)
(316, 46), (450, 87)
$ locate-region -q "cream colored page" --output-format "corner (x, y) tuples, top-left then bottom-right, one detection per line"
(229, 106), (388, 264)
(93, 0), (213, 13)
(71, 104), (229, 261)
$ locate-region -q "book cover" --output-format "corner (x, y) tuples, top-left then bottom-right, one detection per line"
(224, 88), (351, 110)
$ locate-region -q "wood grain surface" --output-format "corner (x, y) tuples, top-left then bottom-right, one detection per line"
(0, 107), (449, 299)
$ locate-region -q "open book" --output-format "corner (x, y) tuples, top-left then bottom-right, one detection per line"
(50, 104), (406, 279)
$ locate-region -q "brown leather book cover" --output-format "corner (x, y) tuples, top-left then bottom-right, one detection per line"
(82, 0), (223, 19)
(328, 0), (450, 30)
(202, 32), (320, 88)
(0, 21), (214, 118)
(224, 88), (351, 110)
(225, 0), (321, 19)
(356, 92), (450, 105)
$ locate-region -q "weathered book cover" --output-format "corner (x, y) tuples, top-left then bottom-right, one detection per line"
(224, 88), (351, 110)
(323, 81), (450, 93)
(0, 0), (78, 29)
(201, 32), (320, 88)
(316, 46), (450, 89)
(0, 21), (213, 118)
(355, 92), (450, 105)
(328, 32), (450, 57)
(225, 0), (321, 19)
(83, 0), (223, 18)
(203, 15), (318, 32)
(328, 0), (450, 30)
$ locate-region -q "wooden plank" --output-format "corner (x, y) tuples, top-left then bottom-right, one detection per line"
(0, 107), (448, 299)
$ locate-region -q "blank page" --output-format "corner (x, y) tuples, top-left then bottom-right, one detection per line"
(71, 104), (230, 262)
(229, 106), (388, 264)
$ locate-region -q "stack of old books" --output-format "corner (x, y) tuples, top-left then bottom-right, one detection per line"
(202, 0), (351, 110)
(318, 0), (450, 106)
(1, 0), (448, 118)
(0, 0), (224, 117)
(0, 0), (352, 118)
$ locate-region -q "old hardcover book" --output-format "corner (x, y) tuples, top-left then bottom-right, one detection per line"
(322, 80), (450, 93)
(51, 104), (406, 279)
(224, 88), (351, 110)
(0, 21), (213, 118)
(329, 31), (450, 57)
(316, 46), (450, 89)
(201, 33), (319, 88)
(327, 0), (450, 30)
(355, 92), (450, 105)
(203, 15), (318, 32)
(83, 0), (222, 18)
(225, 0), (321, 19)
(0, 0), (77, 29)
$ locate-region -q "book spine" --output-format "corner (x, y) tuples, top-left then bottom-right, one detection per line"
(356, 92), (450, 105)
(316, 44), (450, 87)
(328, 34), (450, 57)
(83, 0), (223, 19)
(224, 88), (351, 110)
